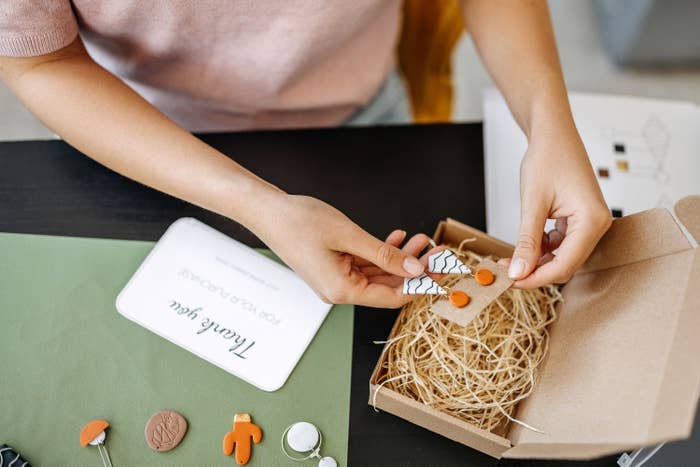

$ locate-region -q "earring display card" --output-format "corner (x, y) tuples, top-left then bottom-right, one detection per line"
(430, 259), (512, 327)
(116, 218), (332, 392)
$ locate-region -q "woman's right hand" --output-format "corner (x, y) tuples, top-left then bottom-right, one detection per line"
(250, 193), (441, 308)
(0, 38), (439, 309)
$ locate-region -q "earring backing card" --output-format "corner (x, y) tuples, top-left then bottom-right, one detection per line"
(430, 258), (513, 326)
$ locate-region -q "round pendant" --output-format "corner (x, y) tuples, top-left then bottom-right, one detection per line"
(287, 421), (319, 453)
(319, 456), (338, 467)
(448, 290), (470, 307)
(475, 268), (495, 286)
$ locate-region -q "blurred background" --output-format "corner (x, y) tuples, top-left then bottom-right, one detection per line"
(2, 0), (699, 140)
(455, 0), (700, 120)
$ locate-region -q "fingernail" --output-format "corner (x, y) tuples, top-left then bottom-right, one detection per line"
(508, 258), (527, 279)
(403, 257), (424, 276)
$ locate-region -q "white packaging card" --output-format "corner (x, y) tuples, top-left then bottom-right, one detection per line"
(116, 218), (332, 391)
(483, 88), (700, 244)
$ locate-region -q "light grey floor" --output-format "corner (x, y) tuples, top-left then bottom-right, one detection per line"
(0, 80), (55, 140)
(453, 0), (700, 120)
(1, 0), (699, 141)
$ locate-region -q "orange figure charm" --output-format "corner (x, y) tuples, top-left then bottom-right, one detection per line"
(223, 413), (263, 465)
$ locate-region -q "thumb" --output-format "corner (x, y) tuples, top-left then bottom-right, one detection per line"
(510, 196), (548, 280)
(345, 226), (425, 278)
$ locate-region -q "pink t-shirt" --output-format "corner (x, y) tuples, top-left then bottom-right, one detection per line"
(0, 1), (401, 131)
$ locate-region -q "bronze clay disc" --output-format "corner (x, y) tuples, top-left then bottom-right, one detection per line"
(145, 410), (188, 452)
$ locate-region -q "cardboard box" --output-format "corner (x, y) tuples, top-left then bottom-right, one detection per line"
(370, 196), (700, 459)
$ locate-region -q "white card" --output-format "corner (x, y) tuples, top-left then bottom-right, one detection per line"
(116, 218), (332, 391)
(484, 88), (700, 244)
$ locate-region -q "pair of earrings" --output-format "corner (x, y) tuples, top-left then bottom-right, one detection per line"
(227, 417), (335, 466)
(281, 422), (336, 467)
(403, 250), (495, 307)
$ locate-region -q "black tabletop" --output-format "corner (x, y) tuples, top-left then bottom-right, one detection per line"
(1, 123), (694, 466)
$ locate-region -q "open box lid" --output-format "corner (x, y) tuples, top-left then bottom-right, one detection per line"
(504, 196), (700, 459)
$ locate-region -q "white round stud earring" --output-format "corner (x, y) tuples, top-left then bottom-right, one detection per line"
(281, 421), (338, 467)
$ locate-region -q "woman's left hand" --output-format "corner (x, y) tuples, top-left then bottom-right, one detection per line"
(502, 122), (612, 288)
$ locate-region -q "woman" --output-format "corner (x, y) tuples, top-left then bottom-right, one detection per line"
(0, 1), (611, 307)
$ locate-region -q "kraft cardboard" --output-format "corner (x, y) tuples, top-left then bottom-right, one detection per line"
(430, 258), (512, 326)
(370, 196), (700, 460)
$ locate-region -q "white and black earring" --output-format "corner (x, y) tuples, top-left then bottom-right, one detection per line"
(403, 250), (472, 295)
(281, 421), (337, 467)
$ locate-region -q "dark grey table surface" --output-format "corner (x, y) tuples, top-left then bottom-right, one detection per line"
(1, 123), (696, 467)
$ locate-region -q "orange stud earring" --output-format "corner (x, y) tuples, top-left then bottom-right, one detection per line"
(474, 268), (495, 286)
(448, 290), (470, 308)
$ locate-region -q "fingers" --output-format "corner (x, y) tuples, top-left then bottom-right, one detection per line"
(385, 229), (407, 247)
(317, 255), (412, 308)
(352, 229), (406, 268)
(339, 230), (438, 307)
(537, 252), (556, 267)
(362, 237), (442, 279)
(513, 211), (611, 289)
(352, 246), (448, 306)
(356, 230), (430, 270)
(344, 226), (426, 278)
(555, 217), (567, 235)
(544, 230), (563, 253)
(348, 282), (412, 308)
(509, 195), (549, 281)
(401, 233), (432, 257)
(543, 218), (567, 253)
(317, 281), (410, 308)
(327, 227), (448, 307)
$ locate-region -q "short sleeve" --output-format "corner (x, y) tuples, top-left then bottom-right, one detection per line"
(0, 0), (79, 57)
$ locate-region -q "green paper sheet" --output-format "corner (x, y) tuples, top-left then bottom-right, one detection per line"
(0, 233), (353, 466)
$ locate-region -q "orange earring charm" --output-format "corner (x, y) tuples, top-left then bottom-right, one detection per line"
(448, 290), (470, 308)
(80, 419), (114, 467)
(223, 413), (263, 465)
(474, 268), (495, 286)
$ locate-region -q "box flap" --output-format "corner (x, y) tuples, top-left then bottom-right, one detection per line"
(675, 195), (700, 245)
(579, 208), (692, 274)
(503, 207), (700, 459)
(434, 218), (514, 258)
